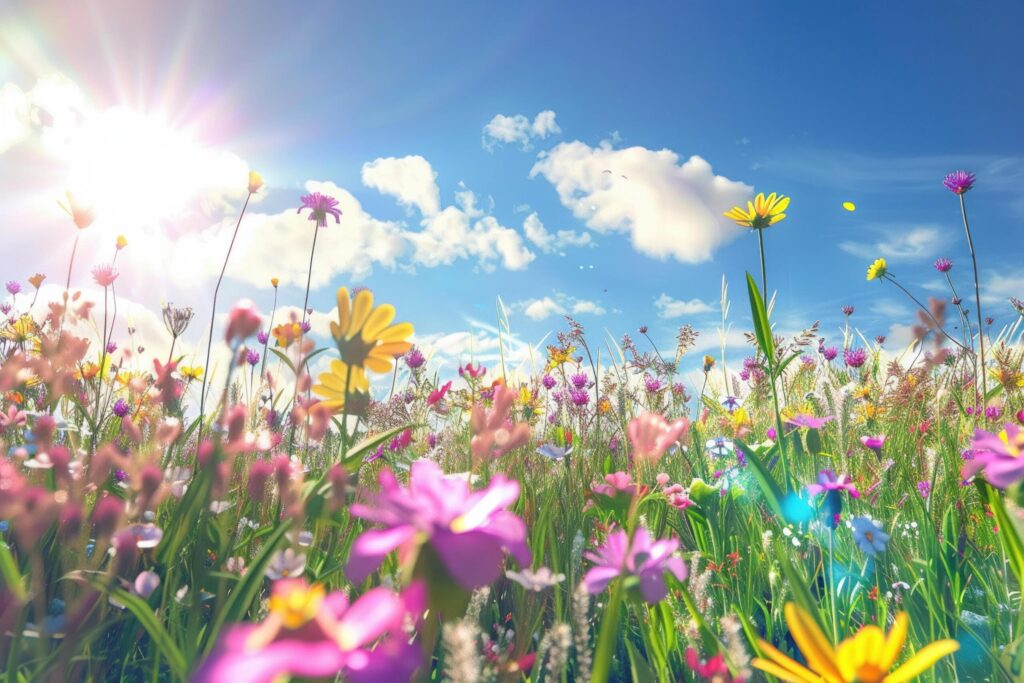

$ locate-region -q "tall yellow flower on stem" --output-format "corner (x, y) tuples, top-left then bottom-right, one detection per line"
(866, 257), (888, 282)
(753, 603), (958, 683)
(724, 191), (790, 304)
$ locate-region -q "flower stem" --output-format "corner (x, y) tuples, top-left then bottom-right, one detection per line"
(301, 226), (320, 325)
(959, 194), (988, 407)
(57, 232), (81, 341)
(198, 192), (252, 433)
(883, 275), (967, 351)
(756, 227), (768, 307)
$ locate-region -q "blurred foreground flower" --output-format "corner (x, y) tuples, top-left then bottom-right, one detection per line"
(961, 423), (1024, 488)
(583, 527), (687, 604)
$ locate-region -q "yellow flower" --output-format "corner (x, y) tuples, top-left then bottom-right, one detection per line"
(597, 397), (612, 414)
(312, 359), (368, 409)
(272, 322), (303, 348)
(180, 365), (204, 380)
(329, 287), (413, 374)
(753, 603), (958, 683)
(1, 315), (38, 344)
(724, 192), (790, 229)
(116, 234), (128, 250)
(703, 354), (715, 372)
(545, 345), (576, 372)
(268, 581), (325, 629)
(248, 170), (264, 194)
(866, 258), (888, 281)
(271, 277), (280, 288)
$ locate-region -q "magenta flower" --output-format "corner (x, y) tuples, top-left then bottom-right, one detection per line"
(860, 435), (886, 454)
(583, 527), (687, 603)
(297, 192), (342, 228)
(459, 362), (486, 379)
(806, 470), (860, 499)
(943, 169), (976, 195)
(346, 460), (530, 589)
(844, 348), (867, 368)
(591, 471), (639, 499)
(5, 281), (21, 295)
(822, 346), (838, 361)
(246, 349), (261, 366)
(934, 257), (953, 273)
(91, 264), (119, 287)
(961, 423), (1024, 488)
(841, 305), (854, 316)
(627, 412), (689, 464)
(404, 347), (426, 369)
(196, 579), (423, 683)
(785, 413), (834, 430)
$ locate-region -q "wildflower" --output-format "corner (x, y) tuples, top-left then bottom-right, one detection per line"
(917, 480), (931, 498)
(943, 169), (976, 195)
(162, 303), (195, 339)
(752, 602), (958, 683)
(427, 380), (453, 408)
(115, 234), (127, 250)
(247, 170), (264, 194)
(785, 414), (834, 430)
(459, 362), (486, 379)
(545, 345), (576, 371)
(28, 273), (45, 289)
(720, 395), (742, 412)
(643, 376), (662, 392)
(130, 571), (160, 598)
(5, 281), (20, 295)
(347, 459), (530, 590)
(112, 399), (130, 418)
(850, 517), (889, 556)
(196, 579), (423, 683)
(860, 435), (886, 455)
(271, 321), (302, 348)
(703, 355), (715, 372)
(866, 257), (888, 281)
(723, 192), (790, 229)
(705, 437), (734, 459)
(405, 347), (426, 369)
(246, 349), (260, 366)
(225, 299), (262, 344)
(822, 346), (838, 361)
(570, 372), (589, 389)
(541, 374), (556, 389)
(806, 470), (860, 499)
(569, 389), (590, 406)
(180, 365), (204, 380)
(583, 527), (687, 604)
(841, 305), (854, 316)
(265, 549), (307, 580)
(844, 348), (867, 368)
(297, 192), (342, 228)
(961, 423), (1024, 488)
(627, 412), (689, 464)
(536, 444), (571, 461)
(326, 287), (413, 383)
(91, 264), (119, 287)
(875, 335), (886, 345)
(58, 191), (95, 230)
(506, 567), (565, 591)
(934, 257), (953, 273)
(685, 648), (738, 682)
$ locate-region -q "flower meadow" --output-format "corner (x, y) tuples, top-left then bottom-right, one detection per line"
(3, 175), (1024, 683)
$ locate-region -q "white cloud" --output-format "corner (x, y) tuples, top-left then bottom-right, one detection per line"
(571, 299), (605, 316)
(982, 271), (1024, 306)
(482, 110), (561, 151)
(838, 225), (949, 262)
(521, 212), (591, 253)
(654, 293), (715, 318)
(361, 155), (440, 216)
(530, 141), (752, 264)
(520, 297), (566, 321)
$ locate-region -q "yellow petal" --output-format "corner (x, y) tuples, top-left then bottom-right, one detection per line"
(842, 201), (856, 212)
(836, 626), (885, 681)
(880, 613), (909, 671)
(754, 640), (825, 682)
(376, 341), (414, 357)
(770, 213), (787, 224)
(336, 288), (351, 334)
(362, 304), (396, 339)
(773, 195), (791, 214)
(364, 354), (393, 374)
(785, 604), (844, 682)
(883, 640), (959, 683)
(376, 322), (414, 343)
(752, 658), (823, 683)
(350, 290), (374, 336)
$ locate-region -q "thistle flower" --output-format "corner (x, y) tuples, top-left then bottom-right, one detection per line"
(866, 258), (888, 281)
(583, 526), (687, 603)
(943, 169), (976, 195)
(841, 305), (854, 316)
(844, 348), (867, 368)
(723, 192), (790, 229)
(91, 264), (119, 287)
(822, 346), (838, 361)
(404, 347), (426, 369)
(934, 257), (953, 273)
(297, 192), (342, 228)
(246, 349), (260, 366)
(5, 281), (21, 295)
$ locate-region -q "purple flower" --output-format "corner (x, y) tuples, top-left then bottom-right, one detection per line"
(5, 281), (21, 295)
(961, 423), (1024, 488)
(943, 170), (976, 195)
(112, 399), (130, 418)
(346, 460), (530, 589)
(934, 258), (953, 273)
(806, 470), (860, 499)
(297, 192), (342, 228)
(985, 405), (1003, 421)
(844, 348), (867, 368)
(570, 373), (589, 390)
(917, 480), (931, 498)
(246, 350), (261, 366)
(300, 321), (312, 333)
(785, 413), (834, 430)
(643, 376), (662, 393)
(404, 347), (425, 369)
(841, 305), (854, 316)
(952, 296), (963, 306)
(541, 374), (556, 389)
(195, 578), (423, 683)
(822, 346), (838, 361)
(742, 357), (759, 371)
(569, 389), (590, 406)
(860, 435), (886, 454)
(106, 341), (118, 354)
(583, 527), (687, 604)
(257, 330), (270, 345)
(426, 432), (438, 449)
(986, 316), (995, 326)
(875, 336), (886, 346)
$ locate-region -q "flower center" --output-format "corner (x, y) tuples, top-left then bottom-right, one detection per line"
(269, 582), (325, 629)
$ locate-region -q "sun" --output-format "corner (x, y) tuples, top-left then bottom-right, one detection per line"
(58, 106), (247, 233)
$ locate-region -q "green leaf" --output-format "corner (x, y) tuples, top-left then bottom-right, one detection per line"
(986, 484), (1024, 586)
(269, 348), (296, 374)
(0, 542), (26, 601)
(734, 439), (785, 519)
(746, 272), (775, 362)
(625, 638), (658, 683)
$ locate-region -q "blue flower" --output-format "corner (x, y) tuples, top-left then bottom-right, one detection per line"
(536, 444), (571, 461)
(850, 517), (889, 556)
(704, 437), (734, 459)
(720, 395), (742, 412)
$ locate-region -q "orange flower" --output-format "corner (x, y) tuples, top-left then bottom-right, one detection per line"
(28, 273), (45, 289)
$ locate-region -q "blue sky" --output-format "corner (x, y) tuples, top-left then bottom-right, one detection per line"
(2, 0), (1023, 380)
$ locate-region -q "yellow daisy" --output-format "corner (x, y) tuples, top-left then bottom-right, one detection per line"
(753, 603), (958, 683)
(180, 365), (204, 381)
(724, 192), (791, 229)
(312, 359), (368, 410)
(866, 258), (888, 281)
(329, 287), (413, 374)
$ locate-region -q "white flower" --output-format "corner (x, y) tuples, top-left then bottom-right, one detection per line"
(506, 567), (566, 591)
(265, 548), (306, 580)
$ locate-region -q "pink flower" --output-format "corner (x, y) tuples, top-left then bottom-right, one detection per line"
(961, 423), (1024, 488)
(583, 527), (687, 603)
(297, 192), (342, 228)
(470, 386), (530, 462)
(458, 362), (486, 379)
(860, 435), (886, 454)
(225, 299), (262, 344)
(91, 263), (119, 287)
(347, 460), (531, 590)
(627, 412), (689, 464)
(427, 380), (452, 407)
(806, 470), (860, 499)
(196, 579), (423, 683)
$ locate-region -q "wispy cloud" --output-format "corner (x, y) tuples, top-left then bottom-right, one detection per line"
(838, 224), (950, 262)
(482, 110), (561, 151)
(654, 293), (714, 318)
(514, 291), (607, 321)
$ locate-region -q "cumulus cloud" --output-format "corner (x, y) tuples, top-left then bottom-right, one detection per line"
(412, 319), (541, 377)
(530, 141), (752, 264)
(654, 294), (715, 318)
(838, 225), (950, 262)
(522, 212), (592, 253)
(361, 155), (440, 216)
(515, 292), (606, 321)
(520, 296), (565, 321)
(482, 110), (561, 151)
